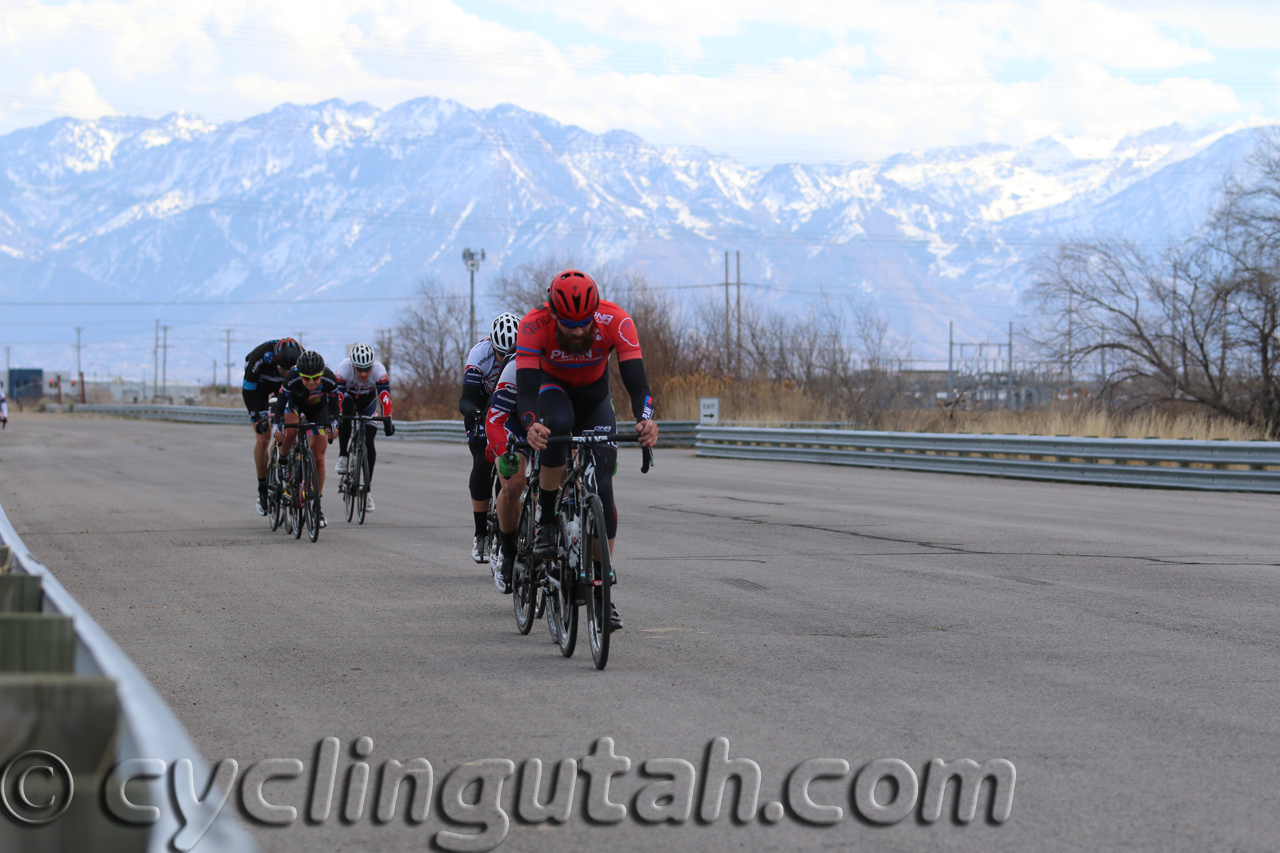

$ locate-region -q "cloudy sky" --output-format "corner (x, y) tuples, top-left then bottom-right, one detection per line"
(3, 0), (1280, 162)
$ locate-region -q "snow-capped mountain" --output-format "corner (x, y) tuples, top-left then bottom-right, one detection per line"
(0, 97), (1265, 380)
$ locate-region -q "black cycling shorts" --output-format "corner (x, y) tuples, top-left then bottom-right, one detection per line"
(284, 400), (332, 432)
(243, 386), (275, 423)
(469, 431), (495, 502)
(537, 375), (619, 538)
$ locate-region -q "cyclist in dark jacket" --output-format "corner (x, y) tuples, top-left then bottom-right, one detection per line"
(243, 337), (300, 514)
(272, 350), (340, 528)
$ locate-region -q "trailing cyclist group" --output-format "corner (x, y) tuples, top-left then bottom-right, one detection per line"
(240, 269), (658, 668)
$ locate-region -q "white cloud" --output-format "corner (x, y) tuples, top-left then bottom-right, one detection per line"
(29, 68), (117, 120)
(0, 0), (1272, 162)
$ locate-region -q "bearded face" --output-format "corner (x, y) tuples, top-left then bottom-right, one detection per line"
(554, 321), (596, 354)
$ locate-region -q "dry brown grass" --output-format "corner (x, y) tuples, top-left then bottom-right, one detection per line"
(659, 374), (839, 425)
(661, 374), (1266, 439)
(873, 407), (1266, 440)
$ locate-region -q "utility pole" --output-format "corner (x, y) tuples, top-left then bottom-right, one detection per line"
(153, 319), (160, 403)
(223, 329), (234, 397)
(736, 250), (742, 378)
(1007, 321), (1014, 410)
(376, 329), (394, 375)
(75, 326), (85, 404)
(161, 325), (170, 402)
(724, 251), (731, 371)
(462, 248), (485, 344)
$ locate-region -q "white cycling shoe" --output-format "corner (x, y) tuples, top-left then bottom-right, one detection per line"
(492, 563), (511, 594)
(364, 496), (375, 512)
(335, 456), (349, 474)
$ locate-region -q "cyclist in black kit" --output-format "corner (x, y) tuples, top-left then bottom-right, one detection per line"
(243, 337), (301, 514)
(271, 350), (340, 528)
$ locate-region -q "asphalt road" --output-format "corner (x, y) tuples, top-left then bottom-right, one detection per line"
(2, 413), (1278, 852)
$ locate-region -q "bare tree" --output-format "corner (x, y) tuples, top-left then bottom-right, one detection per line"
(491, 256), (576, 315)
(394, 277), (470, 419)
(1026, 230), (1280, 432)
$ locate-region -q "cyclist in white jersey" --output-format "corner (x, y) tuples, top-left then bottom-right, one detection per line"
(334, 343), (394, 511)
(459, 313), (520, 563)
(0, 388), (8, 428)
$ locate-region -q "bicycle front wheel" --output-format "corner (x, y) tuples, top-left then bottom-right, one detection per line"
(356, 440), (370, 525)
(304, 449), (321, 542)
(267, 447), (283, 532)
(290, 454), (304, 540)
(512, 481), (537, 634)
(584, 495), (612, 670)
(553, 516), (577, 657)
(343, 458), (356, 524)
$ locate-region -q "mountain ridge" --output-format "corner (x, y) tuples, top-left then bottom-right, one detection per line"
(0, 97), (1268, 378)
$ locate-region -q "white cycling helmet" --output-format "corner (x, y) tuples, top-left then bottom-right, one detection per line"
(349, 342), (376, 370)
(491, 312), (520, 357)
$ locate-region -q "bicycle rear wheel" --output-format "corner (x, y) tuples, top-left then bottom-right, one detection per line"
(304, 448), (321, 542)
(584, 495), (612, 670)
(485, 469), (501, 564)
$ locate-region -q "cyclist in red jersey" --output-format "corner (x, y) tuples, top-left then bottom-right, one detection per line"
(516, 269), (658, 630)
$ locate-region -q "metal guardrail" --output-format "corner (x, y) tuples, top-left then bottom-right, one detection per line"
(0, 501), (254, 852)
(76, 403), (247, 424)
(70, 405), (703, 447)
(696, 427), (1280, 492)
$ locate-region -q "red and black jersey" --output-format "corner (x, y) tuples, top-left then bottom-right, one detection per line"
(514, 300), (643, 387)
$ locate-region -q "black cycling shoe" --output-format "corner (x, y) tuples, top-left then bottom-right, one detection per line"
(256, 492), (267, 516)
(500, 548), (516, 592)
(609, 602), (624, 631)
(533, 524), (558, 560)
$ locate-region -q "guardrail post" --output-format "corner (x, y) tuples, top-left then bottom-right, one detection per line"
(0, 573), (43, 611)
(0, 613), (76, 672)
(0, 674), (146, 852)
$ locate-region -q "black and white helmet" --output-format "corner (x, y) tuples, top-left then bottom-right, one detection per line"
(296, 350), (325, 377)
(349, 342), (375, 370)
(491, 312), (520, 357)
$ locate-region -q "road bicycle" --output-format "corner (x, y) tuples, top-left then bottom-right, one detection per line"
(337, 412), (391, 524)
(506, 432), (652, 670)
(279, 417), (327, 543)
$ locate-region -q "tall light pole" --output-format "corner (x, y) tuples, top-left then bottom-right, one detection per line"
(462, 248), (486, 344)
(161, 325), (170, 402)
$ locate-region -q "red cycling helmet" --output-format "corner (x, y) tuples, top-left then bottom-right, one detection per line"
(548, 269), (600, 323)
